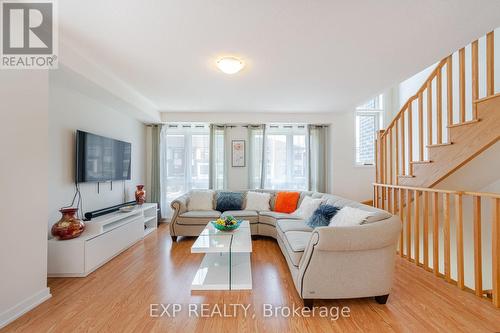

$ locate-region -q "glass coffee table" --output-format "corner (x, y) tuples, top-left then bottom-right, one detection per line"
(191, 220), (252, 290)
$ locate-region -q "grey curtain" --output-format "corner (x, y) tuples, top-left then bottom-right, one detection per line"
(150, 124), (163, 210)
(308, 125), (329, 192)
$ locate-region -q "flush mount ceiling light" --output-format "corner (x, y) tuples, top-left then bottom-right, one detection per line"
(216, 56), (245, 74)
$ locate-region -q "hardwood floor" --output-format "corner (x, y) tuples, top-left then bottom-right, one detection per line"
(3, 223), (500, 332)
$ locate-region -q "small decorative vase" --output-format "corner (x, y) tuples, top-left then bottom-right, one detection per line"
(51, 208), (85, 240)
(135, 185), (146, 205)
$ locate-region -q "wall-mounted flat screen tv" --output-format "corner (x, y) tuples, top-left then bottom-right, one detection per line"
(76, 130), (131, 183)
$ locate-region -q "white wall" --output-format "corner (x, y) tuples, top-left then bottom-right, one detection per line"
(162, 111), (375, 201)
(48, 66), (147, 232)
(0, 71), (51, 328)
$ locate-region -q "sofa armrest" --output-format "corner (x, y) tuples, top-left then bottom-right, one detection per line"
(169, 193), (190, 236)
(313, 215), (402, 252)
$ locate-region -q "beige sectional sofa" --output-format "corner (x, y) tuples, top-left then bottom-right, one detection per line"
(169, 190), (401, 306)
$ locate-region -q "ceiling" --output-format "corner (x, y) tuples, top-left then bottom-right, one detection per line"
(59, 0), (500, 113)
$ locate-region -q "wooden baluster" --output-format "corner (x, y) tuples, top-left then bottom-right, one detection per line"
(389, 130), (393, 184)
(444, 193), (451, 282)
(374, 185), (378, 208)
(415, 190), (420, 265)
(486, 31), (495, 96)
(401, 115), (405, 175)
(433, 192), (440, 276)
(437, 69), (443, 144)
(387, 186), (392, 213)
(384, 134), (388, 184)
(408, 103), (413, 175)
(406, 189), (412, 260)
(472, 40), (479, 119)
(395, 120), (399, 184)
(418, 93), (424, 160)
(382, 187), (386, 210)
(456, 193), (464, 289)
(447, 56), (453, 127)
(427, 82), (433, 146)
(459, 48), (466, 123)
(423, 191), (429, 269)
(492, 197), (500, 307)
(473, 196), (483, 297)
(399, 188), (405, 256)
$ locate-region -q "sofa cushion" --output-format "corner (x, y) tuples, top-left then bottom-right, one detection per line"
(215, 191), (243, 212)
(306, 204), (340, 228)
(221, 210), (258, 224)
(177, 210), (221, 225)
(278, 229), (311, 267)
(329, 206), (373, 226)
(294, 196), (324, 219)
(245, 191), (271, 211)
(259, 211), (302, 227)
(187, 190), (214, 211)
(277, 219), (313, 233)
(274, 192), (300, 213)
(285, 231), (312, 252)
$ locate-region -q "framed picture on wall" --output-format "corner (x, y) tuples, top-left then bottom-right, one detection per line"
(231, 140), (246, 167)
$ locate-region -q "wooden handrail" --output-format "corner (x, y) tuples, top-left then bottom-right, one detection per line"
(377, 29), (496, 185)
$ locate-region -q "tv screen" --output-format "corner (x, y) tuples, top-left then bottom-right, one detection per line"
(76, 130), (131, 183)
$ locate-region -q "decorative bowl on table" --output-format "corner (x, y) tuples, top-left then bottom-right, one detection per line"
(211, 215), (242, 231)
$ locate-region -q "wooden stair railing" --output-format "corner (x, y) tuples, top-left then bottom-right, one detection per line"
(376, 30), (499, 188)
(373, 183), (500, 308)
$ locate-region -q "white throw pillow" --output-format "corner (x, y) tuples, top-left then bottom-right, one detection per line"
(329, 206), (373, 227)
(188, 190), (214, 211)
(294, 196), (324, 219)
(245, 191), (271, 211)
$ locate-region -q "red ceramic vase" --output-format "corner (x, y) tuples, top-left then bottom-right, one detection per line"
(135, 185), (146, 205)
(51, 208), (85, 240)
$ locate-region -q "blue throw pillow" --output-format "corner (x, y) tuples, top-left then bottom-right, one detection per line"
(306, 204), (340, 228)
(216, 192), (243, 212)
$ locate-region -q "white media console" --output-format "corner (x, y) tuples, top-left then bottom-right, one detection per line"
(48, 203), (158, 277)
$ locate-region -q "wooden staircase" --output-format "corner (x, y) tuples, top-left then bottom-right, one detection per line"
(376, 30), (500, 188)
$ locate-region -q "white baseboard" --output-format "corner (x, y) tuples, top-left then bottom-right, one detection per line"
(0, 287), (51, 329)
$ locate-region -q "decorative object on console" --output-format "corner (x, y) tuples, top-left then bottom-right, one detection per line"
(216, 191), (243, 212)
(306, 204), (340, 228)
(231, 140), (246, 167)
(273, 191), (300, 213)
(294, 196), (324, 219)
(51, 208), (85, 240)
(187, 190), (215, 211)
(135, 185), (146, 205)
(329, 206), (374, 226)
(244, 191), (271, 211)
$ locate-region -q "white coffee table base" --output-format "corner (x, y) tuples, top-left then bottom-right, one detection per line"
(191, 253), (252, 291)
(191, 221), (253, 291)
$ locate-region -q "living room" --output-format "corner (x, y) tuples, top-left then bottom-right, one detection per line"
(1, 1), (500, 332)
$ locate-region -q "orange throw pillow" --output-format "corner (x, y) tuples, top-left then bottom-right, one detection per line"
(274, 192), (300, 213)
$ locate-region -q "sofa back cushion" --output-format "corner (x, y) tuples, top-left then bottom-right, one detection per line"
(245, 191), (271, 211)
(274, 192), (300, 213)
(187, 190), (215, 211)
(216, 191), (243, 212)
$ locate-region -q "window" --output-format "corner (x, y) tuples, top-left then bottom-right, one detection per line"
(355, 94), (384, 165)
(164, 125), (210, 203)
(264, 125), (308, 190)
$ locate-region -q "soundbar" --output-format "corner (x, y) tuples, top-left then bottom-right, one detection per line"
(84, 201), (137, 221)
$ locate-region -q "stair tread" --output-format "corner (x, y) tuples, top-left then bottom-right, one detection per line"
(398, 175), (416, 178)
(410, 160), (432, 164)
(448, 119), (480, 128)
(427, 142), (453, 148)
